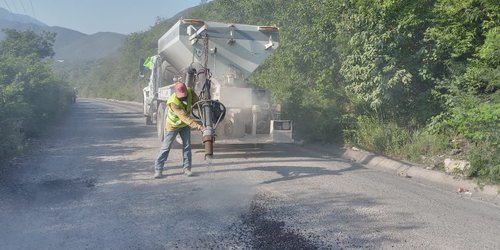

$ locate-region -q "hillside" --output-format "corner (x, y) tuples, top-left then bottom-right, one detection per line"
(52, 30), (125, 62)
(0, 7), (125, 62)
(0, 7), (46, 26)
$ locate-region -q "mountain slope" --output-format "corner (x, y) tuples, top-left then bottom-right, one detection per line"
(54, 31), (125, 61)
(0, 7), (46, 26)
(0, 7), (125, 62)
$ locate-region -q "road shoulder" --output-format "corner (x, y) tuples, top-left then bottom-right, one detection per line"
(302, 143), (500, 205)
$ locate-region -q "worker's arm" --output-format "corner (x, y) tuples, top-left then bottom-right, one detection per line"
(171, 103), (202, 130)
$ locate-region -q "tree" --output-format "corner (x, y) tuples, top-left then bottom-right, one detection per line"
(0, 29), (56, 59)
(0, 28), (72, 160)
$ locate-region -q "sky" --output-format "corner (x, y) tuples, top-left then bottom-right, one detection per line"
(0, 0), (205, 34)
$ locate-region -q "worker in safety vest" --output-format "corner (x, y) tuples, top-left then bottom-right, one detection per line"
(154, 81), (203, 179)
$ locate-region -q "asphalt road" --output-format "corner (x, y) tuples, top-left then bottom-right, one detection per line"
(1, 98), (499, 249)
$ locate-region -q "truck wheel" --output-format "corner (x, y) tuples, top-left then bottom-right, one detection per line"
(143, 99), (153, 125)
(157, 103), (166, 142)
(146, 105), (154, 125)
(146, 115), (153, 125)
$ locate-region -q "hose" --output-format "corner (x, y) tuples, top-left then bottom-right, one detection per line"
(192, 100), (226, 129)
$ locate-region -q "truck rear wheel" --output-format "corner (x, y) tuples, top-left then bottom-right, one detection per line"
(146, 115), (153, 125)
(143, 99), (154, 125)
(157, 102), (166, 142)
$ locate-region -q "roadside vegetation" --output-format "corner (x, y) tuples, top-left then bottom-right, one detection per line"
(64, 0), (498, 183)
(0, 29), (75, 161)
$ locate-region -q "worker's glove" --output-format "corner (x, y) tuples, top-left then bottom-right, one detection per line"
(197, 124), (204, 132)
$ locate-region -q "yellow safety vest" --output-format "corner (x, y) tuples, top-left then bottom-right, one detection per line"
(166, 87), (193, 128)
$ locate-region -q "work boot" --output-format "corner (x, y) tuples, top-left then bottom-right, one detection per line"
(183, 168), (193, 177)
(153, 170), (163, 179)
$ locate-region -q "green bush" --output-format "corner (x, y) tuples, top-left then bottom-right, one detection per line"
(287, 104), (344, 143)
(0, 79), (74, 160)
(345, 116), (451, 164)
(428, 92), (499, 182)
(400, 130), (449, 163)
(448, 101), (499, 146)
(0, 106), (25, 157)
(468, 143), (500, 183)
(346, 116), (411, 155)
(0, 29), (74, 161)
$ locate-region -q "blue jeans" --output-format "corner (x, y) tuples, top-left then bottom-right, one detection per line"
(154, 126), (192, 171)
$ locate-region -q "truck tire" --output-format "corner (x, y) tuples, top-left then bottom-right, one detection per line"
(143, 99), (153, 125)
(157, 102), (166, 142)
(146, 102), (154, 125)
(146, 115), (153, 125)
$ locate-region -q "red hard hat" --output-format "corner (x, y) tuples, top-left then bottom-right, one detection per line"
(174, 82), (187, 98)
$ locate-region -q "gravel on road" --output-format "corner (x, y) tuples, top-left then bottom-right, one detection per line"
(1, 98), (499, 249)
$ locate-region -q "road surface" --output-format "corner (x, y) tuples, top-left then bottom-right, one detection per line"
(1, 98), (499, 249)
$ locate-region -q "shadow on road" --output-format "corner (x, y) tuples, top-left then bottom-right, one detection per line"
(243, 164), (365, 184)
(190, 142), (367, 185)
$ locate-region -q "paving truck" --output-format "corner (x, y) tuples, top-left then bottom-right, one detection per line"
(142, 19), (293, 158)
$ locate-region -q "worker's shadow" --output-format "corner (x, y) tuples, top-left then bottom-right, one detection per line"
(239, 164), (365, 185)
(192, 143), (310, 159)
(192, 143), (366, 184)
